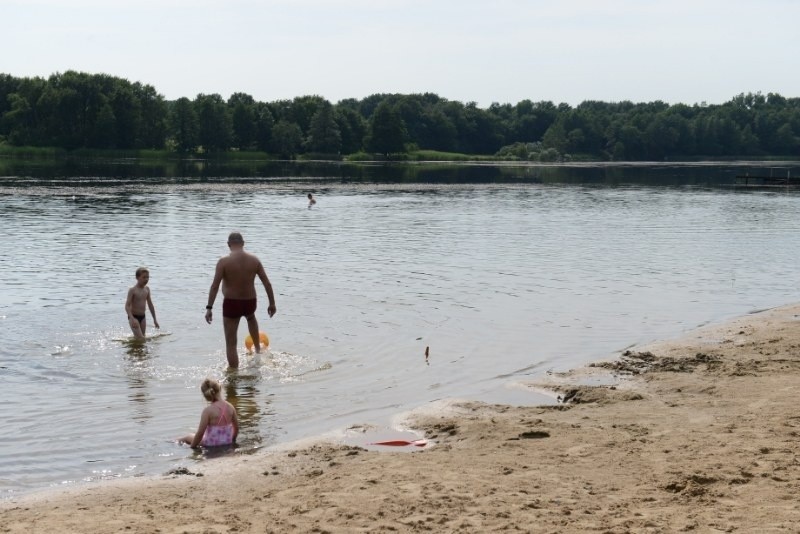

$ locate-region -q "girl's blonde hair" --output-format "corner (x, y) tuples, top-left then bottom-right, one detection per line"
(200, 378), (221, 401)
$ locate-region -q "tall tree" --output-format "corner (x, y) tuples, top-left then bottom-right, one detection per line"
(270, 119), (303, 158)
(195, 93), (232, 151)
(366, 100), (407, 156)
(110, 84), (139, 149)
(133, 82), (167, 149)
(334, 106), (366, 154)
(228, 92), (258, 149)
(289, 95), (327, 136)
(254, 103), (275, 152)
(306, 101), (341, 154)
(169, 97), (199, 153)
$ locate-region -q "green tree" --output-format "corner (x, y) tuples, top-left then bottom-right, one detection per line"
(542, 117), (568, 153)
(419, 107), (457, 151)
(644, 113), (681, 159)
(195, 93), (232, 151)
(36, 83), (81, 148)
(0, 74), (19, 130)
(772, 123), (797, 154)
(228, 92), (258, 149)
(366, 100), (407, 156)
(254, 103), (275, 152)
(606, 122), (645, 160)
(334, 106), (366, 154)
(91, 101), (117, 148)
(509, 100), (558, 143)
(289, 95), (327, 136)
(306, 101), (341, 154)
(270, 119), (303, 158)
(3, 93), (35, 145)
(133, 82), (167, 149)
(109, 84), (139, 149)
(169, 97), (199, 153)
(2, 76), (46, 145)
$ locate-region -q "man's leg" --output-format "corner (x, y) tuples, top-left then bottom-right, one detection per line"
(245, 313), (260, 353)
(223, 316), (241, 368)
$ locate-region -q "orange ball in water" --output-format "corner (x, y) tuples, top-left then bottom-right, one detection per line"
(244, 331), (270, 352)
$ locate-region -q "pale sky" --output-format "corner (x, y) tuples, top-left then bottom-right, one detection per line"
(3, 0), (798, 107)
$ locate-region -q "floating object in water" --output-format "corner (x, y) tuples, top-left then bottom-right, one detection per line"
(368, 439), (427, 447)
(245, 331), (270, 352)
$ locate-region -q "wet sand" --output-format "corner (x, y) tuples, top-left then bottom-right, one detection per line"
(4, 304), (800, 533)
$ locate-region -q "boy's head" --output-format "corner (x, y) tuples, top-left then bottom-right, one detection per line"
(135, 267), (149, 280)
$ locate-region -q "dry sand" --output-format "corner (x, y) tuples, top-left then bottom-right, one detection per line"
(4, 304), (800, 533)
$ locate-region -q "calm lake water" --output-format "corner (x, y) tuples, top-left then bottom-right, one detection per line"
(2, 160), (800, 497)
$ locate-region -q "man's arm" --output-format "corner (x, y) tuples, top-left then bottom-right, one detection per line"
(256, 263), (276, 317)
(205, 259), (225, 324)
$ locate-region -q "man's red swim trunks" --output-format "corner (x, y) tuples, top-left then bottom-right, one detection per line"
(222, 298), (257, 319)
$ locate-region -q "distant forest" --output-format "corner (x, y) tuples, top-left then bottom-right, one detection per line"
(1, 71), (799, 161)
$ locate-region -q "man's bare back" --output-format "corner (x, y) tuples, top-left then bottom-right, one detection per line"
(219, 250), (263, 299)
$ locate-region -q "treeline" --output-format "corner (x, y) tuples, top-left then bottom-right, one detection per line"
(1, 71), (799, 160)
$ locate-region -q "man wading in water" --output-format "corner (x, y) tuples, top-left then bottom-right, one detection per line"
(205, 232), (277, 368)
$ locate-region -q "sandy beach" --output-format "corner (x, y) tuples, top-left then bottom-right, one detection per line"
(4, 304), (800, 533)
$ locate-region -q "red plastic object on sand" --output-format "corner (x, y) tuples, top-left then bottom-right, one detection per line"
(368, 439), (427, 447)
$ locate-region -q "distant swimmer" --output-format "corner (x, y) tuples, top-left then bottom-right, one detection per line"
(125, 267), (159, 340)
(179, 378), (239, 448)
(308, 193), (316, 208)
(205, 232), (277, 368)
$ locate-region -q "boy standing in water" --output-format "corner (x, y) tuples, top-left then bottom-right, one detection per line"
(125, 267), (159, 340)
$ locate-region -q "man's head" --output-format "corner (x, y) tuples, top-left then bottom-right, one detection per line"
(227, 232), (244, 247)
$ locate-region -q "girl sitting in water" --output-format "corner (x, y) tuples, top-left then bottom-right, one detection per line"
(180, 378), (238, 448)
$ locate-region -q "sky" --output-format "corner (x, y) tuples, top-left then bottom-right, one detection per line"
(3, 0), (799, 108)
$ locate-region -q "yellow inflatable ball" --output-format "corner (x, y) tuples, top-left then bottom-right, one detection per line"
(244, 331), (270, 352)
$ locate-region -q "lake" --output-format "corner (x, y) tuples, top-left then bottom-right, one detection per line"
(2, 159), (799, 497)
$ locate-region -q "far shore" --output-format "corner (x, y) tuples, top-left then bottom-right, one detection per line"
(4, 303), (800, 532)
(2, 144), (799, 167)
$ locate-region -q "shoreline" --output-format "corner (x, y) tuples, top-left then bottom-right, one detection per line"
(5, 303), (800, 532)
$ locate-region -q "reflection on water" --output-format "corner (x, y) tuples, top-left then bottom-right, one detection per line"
(124, 344), (153, 424)
(3, 161), (800, 497)
(223, 373), (265, 450)
(1, 157), (797, 187)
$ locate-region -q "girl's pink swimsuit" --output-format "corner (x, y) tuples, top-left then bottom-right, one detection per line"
(201, 402), (234, 447)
